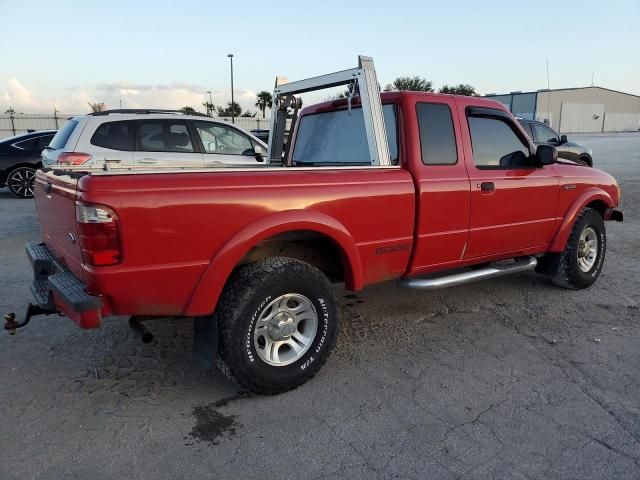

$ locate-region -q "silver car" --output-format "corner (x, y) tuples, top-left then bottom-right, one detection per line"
(42, 109), (267, 169)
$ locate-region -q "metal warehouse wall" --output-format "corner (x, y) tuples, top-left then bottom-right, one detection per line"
(536, 87), (640, 133)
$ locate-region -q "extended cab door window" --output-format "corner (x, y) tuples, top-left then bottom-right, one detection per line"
(291, 104), (398, 166)
(417, 103), (457, 165)
(468, 116), (533, 168)
(134, 120), (202, 166)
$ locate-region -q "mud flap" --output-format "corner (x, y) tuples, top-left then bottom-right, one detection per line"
(193, 316), (217, 369)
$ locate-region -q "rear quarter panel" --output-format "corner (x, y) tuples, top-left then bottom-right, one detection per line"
(79, 167), (415, 316)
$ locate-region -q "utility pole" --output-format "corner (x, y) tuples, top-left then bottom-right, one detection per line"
(546, 59), (551, 126)
(228, 54), (235, 124)
(207, 90), (213, 117)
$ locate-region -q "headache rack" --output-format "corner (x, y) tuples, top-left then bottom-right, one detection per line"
(267, 55), (391, 167)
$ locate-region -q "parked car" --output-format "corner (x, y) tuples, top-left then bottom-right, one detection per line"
(42, 110), (268, 168)
(0, 130), (56, 198)
(250, 129), (270, 144)
(518, 118), (593, 166)
(8, 59), (622, 395)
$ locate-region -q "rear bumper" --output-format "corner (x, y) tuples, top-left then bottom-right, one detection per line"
(26, 242), (102, 329)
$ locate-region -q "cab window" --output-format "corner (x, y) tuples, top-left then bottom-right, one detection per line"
(468, 116), (532, 169)
(416, 103), (457, 165)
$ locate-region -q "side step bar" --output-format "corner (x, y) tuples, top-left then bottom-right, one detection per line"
(398, 257), (537, 290)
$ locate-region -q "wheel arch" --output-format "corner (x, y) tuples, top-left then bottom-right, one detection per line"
(185, 210), (363, 316)
(549, 188), (614, 252)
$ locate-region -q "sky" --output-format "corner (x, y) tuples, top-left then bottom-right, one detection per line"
(1, 0), (639, 114)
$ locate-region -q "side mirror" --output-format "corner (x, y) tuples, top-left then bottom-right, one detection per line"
(536, 144), (557, 166)
(560, 134), (568, 144)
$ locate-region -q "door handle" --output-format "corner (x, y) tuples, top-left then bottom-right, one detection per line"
(138, 157), (157, 164)
(479, 182), (495, 193)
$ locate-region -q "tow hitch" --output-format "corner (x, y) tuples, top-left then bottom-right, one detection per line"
(4, 304), (58, 334)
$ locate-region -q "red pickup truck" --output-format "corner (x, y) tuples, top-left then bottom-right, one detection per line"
(7, 58), (622, 394)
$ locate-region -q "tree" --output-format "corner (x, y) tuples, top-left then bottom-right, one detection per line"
(439, 84), (478, 96)
(4, 107), (17, 115)
(216, 102), (242, 117)
(255, 91), (273, 118)
(384, 76), (433, 92)
(202, 102), (215, 117)
(241, 111), (257, 117)
(181, 106), (196, 114)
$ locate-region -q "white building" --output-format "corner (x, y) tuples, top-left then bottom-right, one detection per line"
(486, 87), (640, 133)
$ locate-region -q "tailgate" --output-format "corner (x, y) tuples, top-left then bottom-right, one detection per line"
(33, 169), (85, 281)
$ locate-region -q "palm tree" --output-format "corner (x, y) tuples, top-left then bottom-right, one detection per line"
(384, 76), (433, 92)
(255, 91), (273, 118)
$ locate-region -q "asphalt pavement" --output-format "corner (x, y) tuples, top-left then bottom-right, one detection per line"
(1, 132), (639, 479)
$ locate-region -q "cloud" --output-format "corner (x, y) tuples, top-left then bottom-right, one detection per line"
(2, 79), (261, 115)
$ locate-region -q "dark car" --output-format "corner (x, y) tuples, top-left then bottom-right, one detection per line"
(0, 130), (56, 198)
(518, 119), (593, 166)
(250, 129), (270, 144)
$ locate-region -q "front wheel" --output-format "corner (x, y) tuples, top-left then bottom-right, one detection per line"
(215, 257), (339, 394)
(552, 207), (606, 289)
(7, 166), (37, 198)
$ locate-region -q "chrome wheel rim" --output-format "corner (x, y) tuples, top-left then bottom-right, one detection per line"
(577, 227), (598, 272)
(253, 293), (318, 366)
(8, 167), (36, 198)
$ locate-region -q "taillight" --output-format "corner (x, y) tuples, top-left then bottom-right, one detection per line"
(75, 202), (121, 266)
(58, 152), (92, 165)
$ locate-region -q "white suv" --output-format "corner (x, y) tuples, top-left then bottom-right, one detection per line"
(42, 109), (268, 168)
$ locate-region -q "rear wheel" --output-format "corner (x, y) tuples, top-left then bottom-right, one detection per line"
(215, 257), (339, 394)
(7, 166), (36, 198)
(552, 207), (606, 289)
(576, 157), (591, 167)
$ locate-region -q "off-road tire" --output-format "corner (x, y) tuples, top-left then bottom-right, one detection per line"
(215, 257), (339, 395)
(576, 157), (591, 167)
(552, 207), (606, 289)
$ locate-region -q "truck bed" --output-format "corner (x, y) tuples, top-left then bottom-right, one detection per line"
(33, 165), (415, 317)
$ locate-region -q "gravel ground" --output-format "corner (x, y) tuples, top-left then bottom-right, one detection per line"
(1, 132), (639, 480)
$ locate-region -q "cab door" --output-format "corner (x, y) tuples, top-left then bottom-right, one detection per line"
(408, 98), (471, 276)
(460, 106), (559, 258)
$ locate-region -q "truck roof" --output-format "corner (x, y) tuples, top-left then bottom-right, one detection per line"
(300, 91), (507, 116)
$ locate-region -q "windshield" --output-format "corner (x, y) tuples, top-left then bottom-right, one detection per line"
(292, 104), (398, 166)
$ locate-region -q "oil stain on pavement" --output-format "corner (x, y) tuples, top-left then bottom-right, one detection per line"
(188, 392), (251, 445)
(189, 404), (238, 445)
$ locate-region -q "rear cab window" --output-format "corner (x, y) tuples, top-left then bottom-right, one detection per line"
(291, 104), (398, 166)
(49, 120), (78, 150)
